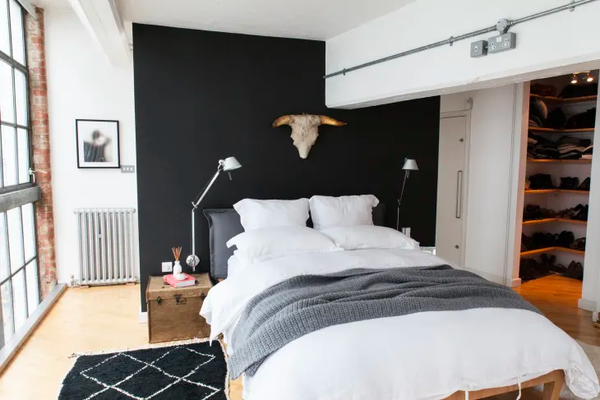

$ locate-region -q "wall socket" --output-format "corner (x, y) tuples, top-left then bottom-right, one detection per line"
(161, 261), (173, 273)
(487, 32), (517, 54)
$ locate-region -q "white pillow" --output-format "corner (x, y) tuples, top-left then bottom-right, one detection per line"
(226, 226), (340, 264)
(309, 195), (380, 230)
(319, 226), (420, 251)
(233, 198), (309, 231)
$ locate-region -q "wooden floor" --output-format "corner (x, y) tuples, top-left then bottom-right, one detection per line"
(0, 275), (597, 399)
(513, 275), (600, 346)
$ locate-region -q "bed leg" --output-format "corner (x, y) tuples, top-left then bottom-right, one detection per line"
(542, 374), (564, 400)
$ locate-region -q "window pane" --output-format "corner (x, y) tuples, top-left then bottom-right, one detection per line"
(9, 1), (24, 65)
(17, 128), (28, 183)
(6, 206), (23, 272)
(25, 260), (38, 316)
(1, 280), (14, 341)
(0, 212), (8, 281)
(0, 61), (15, 123)
(22, 203), (35, 261)
(1, 125), (17, 186)
(0, 0), (9, 56)
(15, 70), (26, 126)
(11, 268), (26, 330)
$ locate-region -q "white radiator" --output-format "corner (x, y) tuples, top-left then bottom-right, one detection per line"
(75, 208), (138, 286)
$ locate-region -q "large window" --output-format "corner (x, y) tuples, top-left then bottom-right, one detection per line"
(0, 0), (39, 349)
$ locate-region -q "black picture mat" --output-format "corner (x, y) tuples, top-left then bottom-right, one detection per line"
(133, 23), (440, 311)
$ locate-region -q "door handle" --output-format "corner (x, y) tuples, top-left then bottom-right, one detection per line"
(455, 170), (463, 219)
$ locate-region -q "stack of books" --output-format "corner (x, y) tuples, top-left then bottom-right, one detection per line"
(163, 273), (196, 288)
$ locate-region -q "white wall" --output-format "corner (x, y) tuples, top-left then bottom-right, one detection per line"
(440, 84), (524, 285)
(45, 7), (139, 285)
(326, 0), (600, 108)
(586, 105), (600, 313)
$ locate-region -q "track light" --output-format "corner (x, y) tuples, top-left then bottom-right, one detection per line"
(571, 74), (578, 85)
(586, 72), (594, 83)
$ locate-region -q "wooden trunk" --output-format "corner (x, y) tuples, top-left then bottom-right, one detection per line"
(146, 274), (212, 343)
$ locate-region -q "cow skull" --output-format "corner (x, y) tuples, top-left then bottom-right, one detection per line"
(272, 114), (346, 159)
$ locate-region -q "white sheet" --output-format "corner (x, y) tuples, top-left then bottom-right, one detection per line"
(200, 249), (600, 400)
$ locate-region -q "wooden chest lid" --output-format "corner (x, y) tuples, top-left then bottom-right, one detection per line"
(146, 274), (212, 301)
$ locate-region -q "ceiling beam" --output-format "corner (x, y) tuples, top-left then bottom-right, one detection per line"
(67, 0), (130, 66)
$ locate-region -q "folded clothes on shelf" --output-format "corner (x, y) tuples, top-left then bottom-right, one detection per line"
(528, 133), (593, 160)
(531, 84), (557, 97)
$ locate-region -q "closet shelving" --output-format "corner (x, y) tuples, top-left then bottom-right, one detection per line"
(524, 189), (589, 194)
(529, 127), (594, 134)
(527, 159), (592, 164)
(520, 247), (585, 257)
(529, 93), (597, 104)
(522, 218), (587, 226)
(518, 71), (596, 282)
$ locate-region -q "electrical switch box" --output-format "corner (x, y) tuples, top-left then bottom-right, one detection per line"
(470, 40), (488, 58)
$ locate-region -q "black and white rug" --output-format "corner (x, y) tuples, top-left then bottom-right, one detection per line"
(58, 339), (229, 400)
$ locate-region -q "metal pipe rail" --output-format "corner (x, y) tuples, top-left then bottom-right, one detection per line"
(324, 0), (598, 79)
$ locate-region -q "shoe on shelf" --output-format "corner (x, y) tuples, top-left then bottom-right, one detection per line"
(570, 237), (586, 251)
(572, 204), (589, 221)
(529, 174), (555, 190)
(578, 177), (591, 191)
(566, 261), (584, 281)
(557, 231), (575, 248)
(559, 177), (580, 190)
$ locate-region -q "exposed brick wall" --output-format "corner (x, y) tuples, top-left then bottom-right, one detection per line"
(26, 7), (56, 299)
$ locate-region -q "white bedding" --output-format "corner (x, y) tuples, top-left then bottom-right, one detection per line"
(200, 249), (600, 400)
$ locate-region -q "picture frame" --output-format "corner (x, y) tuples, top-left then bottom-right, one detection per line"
(76, 119), (120, 169)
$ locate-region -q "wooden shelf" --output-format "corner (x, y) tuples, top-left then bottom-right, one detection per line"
(527, 159), (592, 164)
(530, 93), (598, 104)
(521, 246), (585, 257)
(523, 218), (587, 226)
(529, 127), (595, 134)
(525, 189), (590, 194)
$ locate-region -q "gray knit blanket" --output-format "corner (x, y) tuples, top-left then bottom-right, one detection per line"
(229, 265), (539, 378)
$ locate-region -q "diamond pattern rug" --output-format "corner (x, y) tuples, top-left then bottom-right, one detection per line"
(58, 340), (228, 400)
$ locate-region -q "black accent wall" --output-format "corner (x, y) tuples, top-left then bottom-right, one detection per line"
(133, 24), (440, 310)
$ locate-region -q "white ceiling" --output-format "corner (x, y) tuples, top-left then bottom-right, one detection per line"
(118, 0), (418, 40)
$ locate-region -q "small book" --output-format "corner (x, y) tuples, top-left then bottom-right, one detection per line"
(163, 273), (196, 288)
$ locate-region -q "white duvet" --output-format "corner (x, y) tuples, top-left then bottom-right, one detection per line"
(200, 249), (600, 400)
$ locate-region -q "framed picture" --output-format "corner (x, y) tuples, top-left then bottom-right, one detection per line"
(76, 119), (120, 169)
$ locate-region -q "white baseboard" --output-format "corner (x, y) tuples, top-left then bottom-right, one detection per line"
(510, 277), (522, 288)
(578, 298), (597, 312)
(139, 311), (147, 324)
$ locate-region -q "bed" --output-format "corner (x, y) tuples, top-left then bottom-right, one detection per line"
(200, 201), (599, 400)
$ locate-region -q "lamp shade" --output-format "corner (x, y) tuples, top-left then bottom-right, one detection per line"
(402, 159), (419, 171)
(221, 157), (242, 171)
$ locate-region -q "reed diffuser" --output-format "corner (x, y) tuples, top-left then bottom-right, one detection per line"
(171, 246), (185, 280)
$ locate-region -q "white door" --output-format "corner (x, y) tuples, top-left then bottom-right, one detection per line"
(436, 115), (468, 266)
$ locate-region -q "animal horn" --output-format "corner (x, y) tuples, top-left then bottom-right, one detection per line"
(320, 116), (346, 126)
(273, 115), (292, 128)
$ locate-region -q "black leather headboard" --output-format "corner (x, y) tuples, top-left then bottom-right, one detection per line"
(204, 203), (385, 280)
